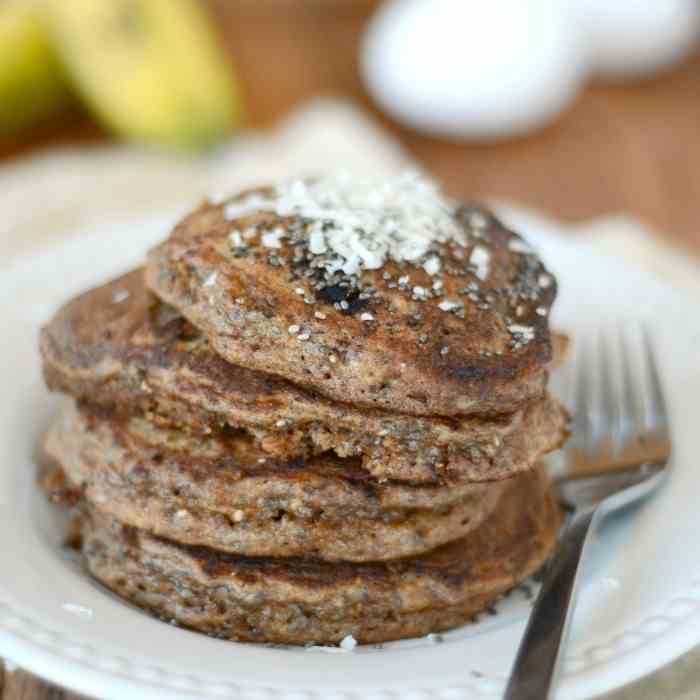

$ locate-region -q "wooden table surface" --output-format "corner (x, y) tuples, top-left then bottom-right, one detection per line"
(2, 2), (700, 698)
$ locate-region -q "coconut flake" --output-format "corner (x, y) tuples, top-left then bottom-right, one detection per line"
(221, 172), (467, 276)
(438, 299), (462, 312)
(261, 227), (285, 249)
(508, 238), (534, 254)
(309, 226), (327, 254)
(422, 256), (441, 276)
(508, 324), (535, 343)
(470, 245), (491, 281)
(467, 210), (489, 230)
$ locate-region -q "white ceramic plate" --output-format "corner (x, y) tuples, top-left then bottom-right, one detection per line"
(1, 210), (699, 700)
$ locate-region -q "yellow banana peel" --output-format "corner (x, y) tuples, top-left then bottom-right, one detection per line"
(46, 0), (243, 149)
(0, 0), (69, 137)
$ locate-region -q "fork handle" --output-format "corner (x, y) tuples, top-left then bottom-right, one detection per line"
(504, 507), (598, 700)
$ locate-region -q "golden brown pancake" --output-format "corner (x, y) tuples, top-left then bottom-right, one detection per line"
(44, 402), (509, 562)
(40, 269), (568, 484)
(146, 178), (557, 417)
(77, 466), (561, 645)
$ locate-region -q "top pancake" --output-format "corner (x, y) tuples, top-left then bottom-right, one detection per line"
(146, 174), (557, 417)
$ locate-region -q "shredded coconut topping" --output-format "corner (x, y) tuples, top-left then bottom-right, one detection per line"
(261, 227), (284, 249)
(508, 238), (534, 254)
(215, 173), (554, 333)
(469, 245), (491, 281)
(508, 323), (535, 343)
(223, 172), (465, 276)
(229, 231), (244, 248)
(422, 255), (441, 276)
(438, 299), (462, 312)
(467, 210), (489, 230)
(412, 285), (429, 301)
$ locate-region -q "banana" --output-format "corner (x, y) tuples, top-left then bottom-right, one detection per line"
(0, 1), (68, 137)
(47, 0), (242, 148)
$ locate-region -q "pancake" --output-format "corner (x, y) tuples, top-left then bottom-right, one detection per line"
(145, 174), (558, 418)
(40, 269), (568, 484)
(78, 465), (561, 645)
(44, 402), (508, 562)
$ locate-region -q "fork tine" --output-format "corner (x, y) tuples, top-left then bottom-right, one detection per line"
(571, 334), (595, 456)
(596, 327), (617, 459)
(641, 326), (669, 432)
(617, 323), (645, 443)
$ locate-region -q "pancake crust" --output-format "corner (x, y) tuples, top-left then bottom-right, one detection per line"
(79, 466), (561, 645)
(40, 270), (568, 484)
(45, 403), (506, 562)
(145, 191), (557, 417)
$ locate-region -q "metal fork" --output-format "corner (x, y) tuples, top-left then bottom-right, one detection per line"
(504, 326), (672, 700)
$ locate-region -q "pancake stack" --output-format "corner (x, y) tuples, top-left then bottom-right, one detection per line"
(40, 173), (567, 645)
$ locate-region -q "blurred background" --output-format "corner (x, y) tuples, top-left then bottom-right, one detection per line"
(2, 0), (700, 252)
